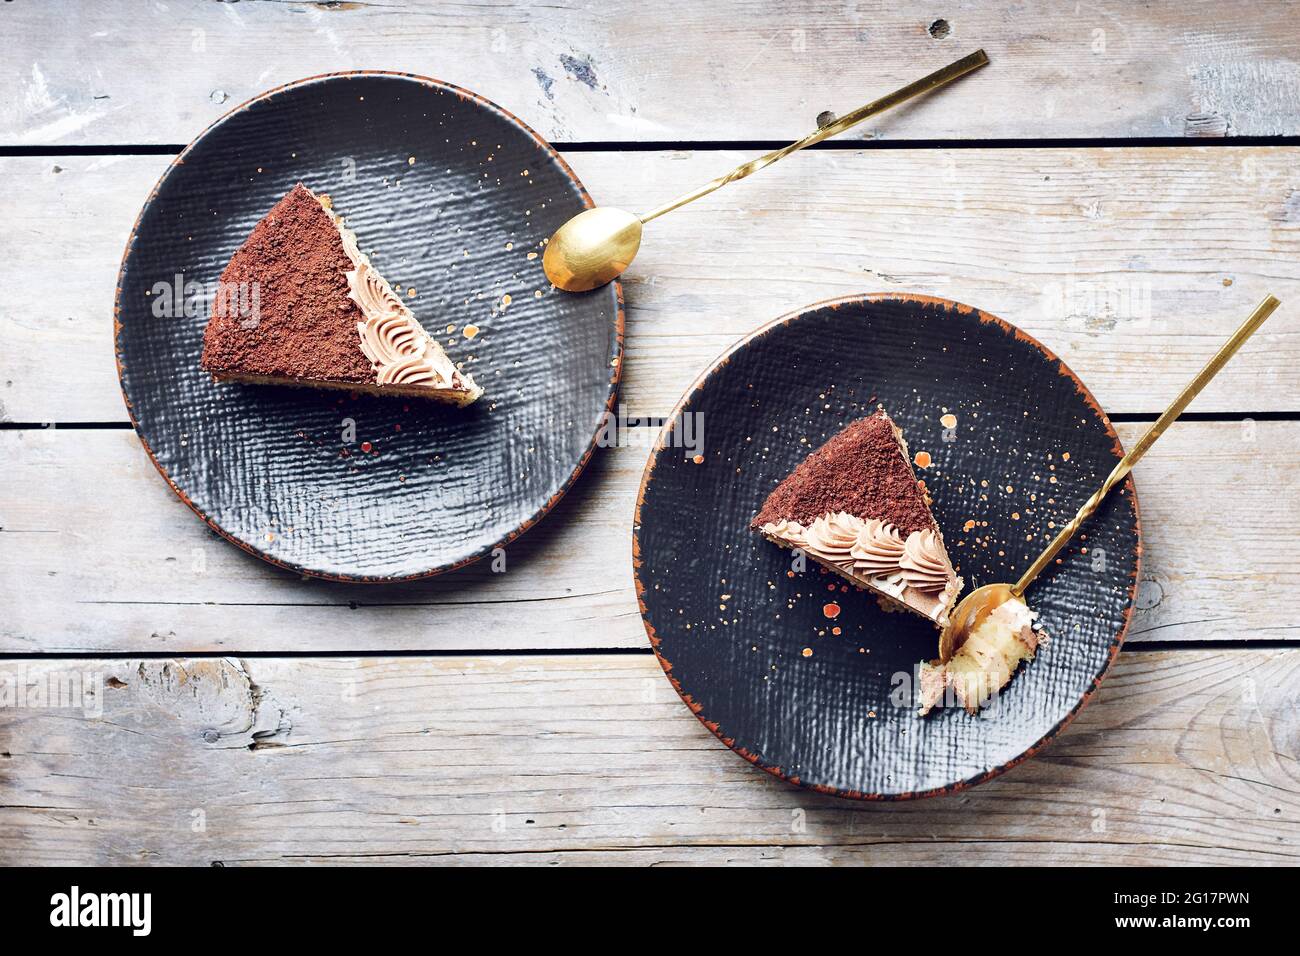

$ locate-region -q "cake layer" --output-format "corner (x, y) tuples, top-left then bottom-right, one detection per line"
(201, 184), (375, 384)
(207, 371), (481, 407)
(759, 514), (959, 624)
(752, 412), (933, 533)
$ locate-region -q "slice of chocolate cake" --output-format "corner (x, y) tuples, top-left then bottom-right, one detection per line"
(200, 183), (482, 406)
(752, 409), (962, 627)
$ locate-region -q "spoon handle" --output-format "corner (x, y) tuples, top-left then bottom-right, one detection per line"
(637, 49), (989, 224)
(1012, 294), (1281, 596)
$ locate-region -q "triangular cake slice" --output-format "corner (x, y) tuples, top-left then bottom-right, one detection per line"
(751, 409), (962, 627)
(201, 183), (482, 406)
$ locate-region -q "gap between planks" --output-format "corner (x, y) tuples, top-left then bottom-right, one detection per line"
(10, 136), (1300, 157)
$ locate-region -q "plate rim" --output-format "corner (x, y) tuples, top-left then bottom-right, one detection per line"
(632, 291), (1142, 800)
(114, 71), (625, 583)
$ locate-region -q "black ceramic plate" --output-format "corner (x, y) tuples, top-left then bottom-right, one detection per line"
(115, 74), (622, 581)
(634, 294), (1140, 799)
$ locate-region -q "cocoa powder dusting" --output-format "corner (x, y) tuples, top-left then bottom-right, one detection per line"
(751, 411), (934, 534)
(200, 183), (373, 383)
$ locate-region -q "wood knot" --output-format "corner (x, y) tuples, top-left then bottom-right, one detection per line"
(1183, 112), (1229, 138)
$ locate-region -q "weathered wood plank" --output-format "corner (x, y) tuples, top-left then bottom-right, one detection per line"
(1, 421), (1295, 653)
(2, 147), (1298, 423)
(1, 650), (1295, 865)
(604, 146), (1300, 419)
(0, 428), (645, 653)
(6, 1), (1300, 146)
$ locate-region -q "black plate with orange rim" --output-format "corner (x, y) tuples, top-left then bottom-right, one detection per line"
(115, 74), (622, 581)
(633, 294), (1140, 799)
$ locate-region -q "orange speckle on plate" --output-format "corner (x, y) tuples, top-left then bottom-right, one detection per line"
(463, 325), (480, 339)
(692, 454), (704, 464)
(962, 519), (976, 532)
(831, 626), (842, 636)
(802, 647), (813, 658)
(822, 602), (841, 620)
(940, 413), (957, 429)
(1062, 452), (1071, 461)
(1012, 511), (1020, 520)
(914, 450), (932, 468)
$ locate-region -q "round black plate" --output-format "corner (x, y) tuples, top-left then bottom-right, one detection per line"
(115, 74), (622, 581)
(634, 294), (1140, 799)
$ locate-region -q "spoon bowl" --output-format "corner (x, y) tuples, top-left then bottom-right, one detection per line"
(939, 583), (1014, 662)
(543, 207), (643, 292)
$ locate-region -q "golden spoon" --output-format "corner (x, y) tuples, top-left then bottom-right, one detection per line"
(542, 49), (990, 293)
(938, 293), (1283, 665)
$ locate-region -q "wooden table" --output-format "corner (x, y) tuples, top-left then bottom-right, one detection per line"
(2, 1), (1297, 866)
